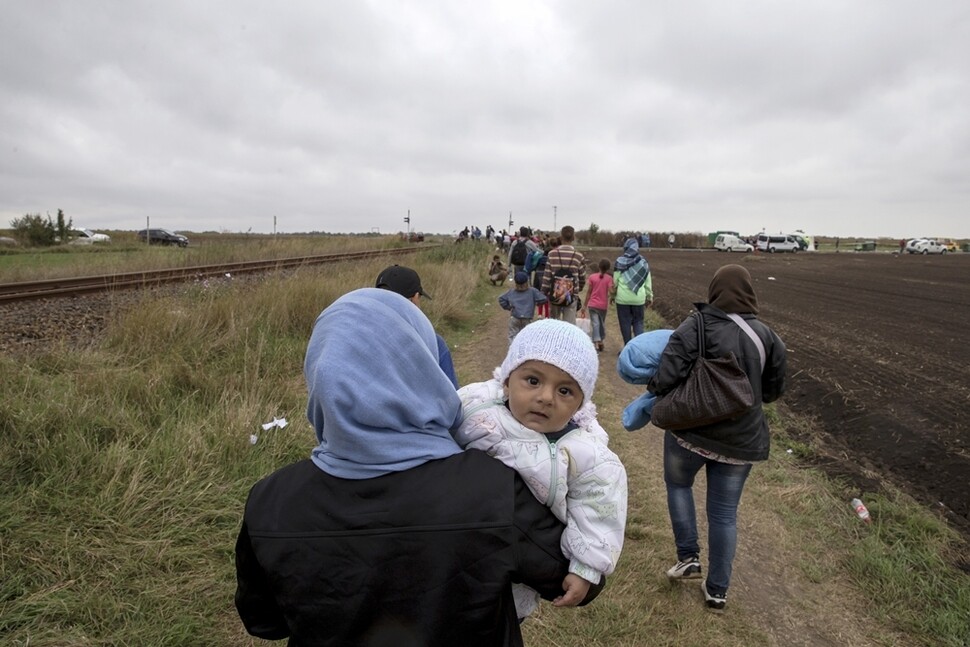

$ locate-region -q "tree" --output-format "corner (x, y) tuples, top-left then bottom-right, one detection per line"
(56, 209), (72, 244)
(10, 213), (58, 247)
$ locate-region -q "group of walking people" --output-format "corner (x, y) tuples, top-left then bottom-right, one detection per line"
(495, 228), (653, 353)
(234, 232), (787, 646)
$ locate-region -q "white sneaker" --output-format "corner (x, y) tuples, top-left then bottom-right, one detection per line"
(666, 556), (702, 580)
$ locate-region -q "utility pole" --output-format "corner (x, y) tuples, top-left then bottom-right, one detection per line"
(405, 210), (411, 239)
(273, 215), (277, 235)
(553, 205), (557, 231)
(508, 211), (513, 229)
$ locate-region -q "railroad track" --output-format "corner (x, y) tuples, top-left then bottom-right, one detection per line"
(0, 247), (428, 303)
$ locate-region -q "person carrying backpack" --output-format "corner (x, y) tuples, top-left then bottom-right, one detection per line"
(524, 247), (544, 276)
(532, 242), (552, 319)
(541, 226), (586, 325)
(508, 226), (540, 277)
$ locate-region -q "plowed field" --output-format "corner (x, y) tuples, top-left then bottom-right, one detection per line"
(642, 249), (970, 537)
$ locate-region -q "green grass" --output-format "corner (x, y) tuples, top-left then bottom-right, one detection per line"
(0, 232), (427, 283)
(1, 239), (968, 646)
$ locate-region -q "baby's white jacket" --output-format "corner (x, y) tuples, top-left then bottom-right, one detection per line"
(455, 378), (628, 587)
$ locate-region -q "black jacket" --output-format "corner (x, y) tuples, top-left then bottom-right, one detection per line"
(648, 303), (787, 461)
(235, 450), (602, 647)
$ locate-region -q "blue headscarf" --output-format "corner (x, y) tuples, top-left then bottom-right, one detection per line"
(614, 238), (650, 293)
(305, 288), (462, 479)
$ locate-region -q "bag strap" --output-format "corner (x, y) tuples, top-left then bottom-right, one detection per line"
(694, 312), (705, 358)
(726, 313), (766, 372)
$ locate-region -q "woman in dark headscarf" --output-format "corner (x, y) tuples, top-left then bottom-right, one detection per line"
(612, 237), (653, 347)
(647, 264), (786, 614)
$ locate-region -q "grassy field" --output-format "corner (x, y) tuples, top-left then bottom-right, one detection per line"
(0, 232), (442, 283)
(1, 239), (967, 646)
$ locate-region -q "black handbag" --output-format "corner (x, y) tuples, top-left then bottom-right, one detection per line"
(650, 313), (754, 431)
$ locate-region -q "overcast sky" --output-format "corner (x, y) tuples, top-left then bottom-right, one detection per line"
(2, 1), (968, 238)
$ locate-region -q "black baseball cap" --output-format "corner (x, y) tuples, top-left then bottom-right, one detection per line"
(375, 265), (431, 300)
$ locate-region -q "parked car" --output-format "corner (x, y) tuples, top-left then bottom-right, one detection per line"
(854, 240), (876, 252)
(714, 233), (753, 252)
(137, 228), (189, 247)
(908, 239), (947, 255)
(936, 238), (958, 252)
(904, 238), (925, 254)
(69, 228), (111, 244)
(755, 233), (799, 253)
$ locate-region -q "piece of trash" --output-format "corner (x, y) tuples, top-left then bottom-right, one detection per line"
(786, 448), (793, 454)
(262, 417), (288, 431)
(851, 498), (872, 524)
(225, 273), (232, 278)
(249, 434), (259, 445)
(768, 276), (776, 281)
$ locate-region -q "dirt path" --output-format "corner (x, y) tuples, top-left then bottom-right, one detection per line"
(452, 281), (916, 646)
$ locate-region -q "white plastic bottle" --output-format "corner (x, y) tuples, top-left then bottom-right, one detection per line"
(851, 498), (871, 524)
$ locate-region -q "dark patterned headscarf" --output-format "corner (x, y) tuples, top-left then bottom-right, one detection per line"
(708, 264), (759, 314)
(614, 238), (650, 293)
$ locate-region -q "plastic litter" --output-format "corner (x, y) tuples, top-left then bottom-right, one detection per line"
(851, 498), (871, 524)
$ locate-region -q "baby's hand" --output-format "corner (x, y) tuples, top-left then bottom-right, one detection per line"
(552, 574), (592, 607)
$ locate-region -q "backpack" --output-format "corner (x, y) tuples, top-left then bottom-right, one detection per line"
(510, 239), (529, 266)
(550, 269), (575, 307)
(524, 248), (544, 273)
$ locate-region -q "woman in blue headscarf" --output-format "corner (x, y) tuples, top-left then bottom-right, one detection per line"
(612, 237), (653, 347)
(235, 288), (603, 646)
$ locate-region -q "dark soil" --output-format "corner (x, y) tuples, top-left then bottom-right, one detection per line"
(640, 249), (970, 541)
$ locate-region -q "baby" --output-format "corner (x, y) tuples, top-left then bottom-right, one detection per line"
(454, 319), (628, 617)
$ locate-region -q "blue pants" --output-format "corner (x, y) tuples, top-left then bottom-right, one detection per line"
(615, 303), (644, 345)
(588, 307), (607, 343)
(663, 432), (752, 597)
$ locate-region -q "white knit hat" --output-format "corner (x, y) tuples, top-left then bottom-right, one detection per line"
(497, 319), (599, 406)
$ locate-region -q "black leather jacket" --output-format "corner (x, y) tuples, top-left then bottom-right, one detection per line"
(648, 303), (787, 461)
(235, 450), (603, 647)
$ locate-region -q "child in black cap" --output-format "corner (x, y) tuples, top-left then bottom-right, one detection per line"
(498, 271), (548, 343)
(375, 265), (458, 388)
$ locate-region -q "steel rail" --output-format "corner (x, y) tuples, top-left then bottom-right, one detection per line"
(0, 246), (428, 303)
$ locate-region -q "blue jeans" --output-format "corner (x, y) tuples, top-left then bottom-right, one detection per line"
(588, 307), (607, 343)
(615, 303), (644, 345)
(663, 432), (752, 596)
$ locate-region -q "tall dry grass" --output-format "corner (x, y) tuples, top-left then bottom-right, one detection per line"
(0, 241), (485, 646)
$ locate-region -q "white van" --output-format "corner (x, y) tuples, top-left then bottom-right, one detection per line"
(756, 233), (799, 253)
(714, 234), (753, 253)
